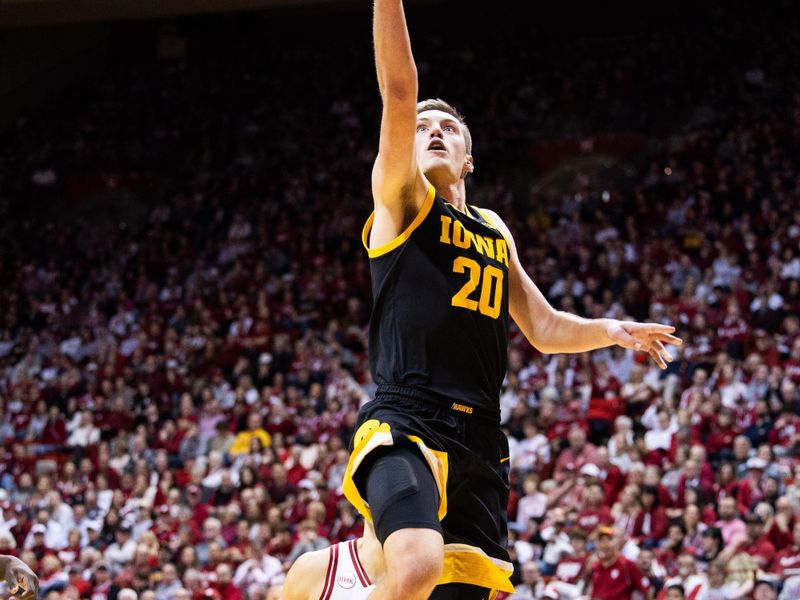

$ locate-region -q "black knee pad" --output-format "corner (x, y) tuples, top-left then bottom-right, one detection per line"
(365, 447), (442, 544)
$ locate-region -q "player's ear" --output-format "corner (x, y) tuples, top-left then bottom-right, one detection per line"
(462, 155), (474, 179)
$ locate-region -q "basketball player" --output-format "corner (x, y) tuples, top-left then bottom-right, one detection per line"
(1, 554), (38, 600)
(343, 2), (683, 599)
(282, 524), (382, 600)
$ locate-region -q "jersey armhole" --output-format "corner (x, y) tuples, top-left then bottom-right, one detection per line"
(362, 183), (436, 258)
(474, 206), (509, 244)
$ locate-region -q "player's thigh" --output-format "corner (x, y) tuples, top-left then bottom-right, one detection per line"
(364, 445), (443, 543)
(428, 583), (493, 600)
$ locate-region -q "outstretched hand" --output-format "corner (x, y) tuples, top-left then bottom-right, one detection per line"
(3, 555), (38, 600)
(606, 321), (682, 369)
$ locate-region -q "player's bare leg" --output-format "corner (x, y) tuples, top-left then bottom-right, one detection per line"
(367, 528), (443, 600)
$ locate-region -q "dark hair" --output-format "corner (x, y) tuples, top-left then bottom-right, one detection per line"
(417, 98), (472, 154)
(669, 521), (687, 536)
(702, 526), (724, 549)
(666, 584), (685, 598)
(642, 485), (659, 506)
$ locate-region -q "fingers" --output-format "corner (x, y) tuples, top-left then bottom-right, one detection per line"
(612, 326), (643, 350)
(648, 346), (667, 369)
(624, 322), (676, 334)
(11, 583), (36, 600)
(649, 340), (673, 370)
(650, 332), (683, 345)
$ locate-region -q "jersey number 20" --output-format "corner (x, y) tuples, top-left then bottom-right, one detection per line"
(451, 256), (504, 319)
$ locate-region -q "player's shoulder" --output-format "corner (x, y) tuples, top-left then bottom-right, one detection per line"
(283, 546), (333, 600)
(472, 206), (513, 242)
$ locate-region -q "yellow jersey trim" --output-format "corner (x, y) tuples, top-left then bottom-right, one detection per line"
(341, 426), (449, 525)
(342, 421), (395, 524)
(362, 183), (436, 258)
(441, 544), (515, 593)
(474, 207), (504, 236)
(407, 435), (449, 521)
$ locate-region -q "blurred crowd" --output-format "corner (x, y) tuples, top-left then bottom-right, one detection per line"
(1, 1), (800, 599)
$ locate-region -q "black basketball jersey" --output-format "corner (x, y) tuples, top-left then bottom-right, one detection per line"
(362, 183), (510, 418)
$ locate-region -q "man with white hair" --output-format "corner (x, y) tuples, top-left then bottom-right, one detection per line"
(118, 588), (138, 600)
(197, 517), (227, 566)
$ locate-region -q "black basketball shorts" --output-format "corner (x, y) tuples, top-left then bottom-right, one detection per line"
(342, 385), (514, 595)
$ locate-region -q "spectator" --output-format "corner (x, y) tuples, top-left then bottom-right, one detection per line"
(715, 497), (746, 546)
(587, 527), (653, 600)
(285, 520), (329, 566)
(230, 414), (272, 456)
(104, 524), (137, 572)
(554, 427), (597, 481)
(196, 518), (227, 567)
(154, 563), (181, 600)
(214, 563), (243, 600)
(507, 561), (545, 599)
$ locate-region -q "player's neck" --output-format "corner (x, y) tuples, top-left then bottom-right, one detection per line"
(435, 179), (468, 212)
(357, 536), (386, 582)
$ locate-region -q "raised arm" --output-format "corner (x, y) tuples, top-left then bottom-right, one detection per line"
(369, 0), (429, 248)
(481, 209), (681, 368)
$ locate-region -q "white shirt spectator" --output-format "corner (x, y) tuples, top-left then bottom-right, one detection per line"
(67, 412), (100, 447)
(24, 520), (65, 550)
(105, 535), (137, 570)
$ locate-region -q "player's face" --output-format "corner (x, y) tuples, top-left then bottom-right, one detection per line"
(415, 110), (473, 185)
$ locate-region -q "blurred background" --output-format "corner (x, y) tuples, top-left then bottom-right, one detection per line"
(1, 1), (799, 598)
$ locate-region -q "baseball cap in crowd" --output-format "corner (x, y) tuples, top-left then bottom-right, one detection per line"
(597, 526), (615, 538)
(259, 352), (273, 365)
(298, 479), (315, 491)
(31, 524), (47, 535)
(580, 464), (601, 478)
(543, 590), (560, 599)
(746, 457), (767, 471)
(118, 523), (133, 533)
(94, 562), (109, 572)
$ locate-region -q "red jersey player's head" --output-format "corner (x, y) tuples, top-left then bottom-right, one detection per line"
(415, 99), (474, 188)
